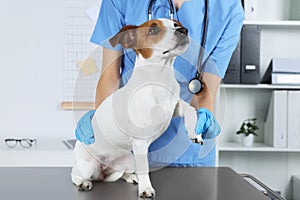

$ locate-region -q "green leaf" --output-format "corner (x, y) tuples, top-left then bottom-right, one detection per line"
(236, 131), (242, 135)
(237, 117), (259, 136)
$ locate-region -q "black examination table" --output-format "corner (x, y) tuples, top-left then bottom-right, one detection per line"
(0, 167), (276, 200)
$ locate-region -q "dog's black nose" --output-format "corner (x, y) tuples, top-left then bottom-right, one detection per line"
(175, 27), (188, 36)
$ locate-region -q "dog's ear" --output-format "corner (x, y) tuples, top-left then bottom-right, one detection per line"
(109, 25), (137, 49)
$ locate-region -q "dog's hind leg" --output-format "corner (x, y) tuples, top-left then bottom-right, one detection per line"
(103, 168), (125, 182)
(71, 142), (103, 191)
(103, 153), (136, 183)
(71, 166), (94, 191)
(122, 173), (138, 184)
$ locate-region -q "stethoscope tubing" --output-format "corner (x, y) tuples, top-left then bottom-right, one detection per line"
(197, 0), (209, 79)
(147, 0), (209, 94)
(148, 0), (175, 20)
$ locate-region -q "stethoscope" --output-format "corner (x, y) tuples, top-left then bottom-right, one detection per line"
(148, 0), (209, 94)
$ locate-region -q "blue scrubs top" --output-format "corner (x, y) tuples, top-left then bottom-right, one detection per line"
(90, 0), (244, 166)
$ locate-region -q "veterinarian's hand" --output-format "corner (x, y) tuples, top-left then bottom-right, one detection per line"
(195, 108), (221, 139)
(75, 110), (96, 144)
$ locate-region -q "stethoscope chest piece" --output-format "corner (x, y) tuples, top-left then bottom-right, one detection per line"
(188, 78), (204, 94)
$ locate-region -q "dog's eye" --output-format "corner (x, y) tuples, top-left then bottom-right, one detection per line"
(174, 23), (178, 27)
(148, 26), (161, 35)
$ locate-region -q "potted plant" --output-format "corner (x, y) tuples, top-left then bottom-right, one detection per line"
(236, 118), (259, 147)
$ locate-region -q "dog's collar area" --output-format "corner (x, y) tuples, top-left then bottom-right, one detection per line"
(162, 40), (188, 55)
(162, 48), (179, 55)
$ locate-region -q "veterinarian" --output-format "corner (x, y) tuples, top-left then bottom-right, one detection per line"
(75, 0), (244, 167)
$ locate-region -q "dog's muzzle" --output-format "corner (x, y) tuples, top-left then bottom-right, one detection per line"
(175, 27), (189, 46)
(175, 27), (188, 36)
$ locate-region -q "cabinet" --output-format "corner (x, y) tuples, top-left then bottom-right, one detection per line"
(216, 1), (300, 199)
(216, 84), (300, 199)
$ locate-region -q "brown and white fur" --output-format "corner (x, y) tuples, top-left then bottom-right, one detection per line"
(71, 18), (203, 198)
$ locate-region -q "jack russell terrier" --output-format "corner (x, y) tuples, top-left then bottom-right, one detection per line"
(71, 18), (203, 198)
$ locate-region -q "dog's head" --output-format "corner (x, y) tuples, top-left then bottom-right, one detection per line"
(109, 18), (189, 59)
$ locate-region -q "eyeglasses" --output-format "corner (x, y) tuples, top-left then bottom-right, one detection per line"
(5, 138), (37, 148)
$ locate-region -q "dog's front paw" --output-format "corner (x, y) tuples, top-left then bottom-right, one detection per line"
(191, 134), (204, 145)
(139, 186), (155, 198)
(77, 180), (93, 191)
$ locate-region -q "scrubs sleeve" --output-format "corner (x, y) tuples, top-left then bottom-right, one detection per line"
(90, 0), (125, 50)
(205, 5), (244, 78)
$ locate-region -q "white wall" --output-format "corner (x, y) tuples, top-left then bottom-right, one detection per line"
(0, 0), (76, 139)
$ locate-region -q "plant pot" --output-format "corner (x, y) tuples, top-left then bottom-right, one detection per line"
(241, 134), (254, 147)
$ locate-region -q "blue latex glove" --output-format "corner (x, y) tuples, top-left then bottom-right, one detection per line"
(195, 108), (221, 139)
(75, 110), (96, 144)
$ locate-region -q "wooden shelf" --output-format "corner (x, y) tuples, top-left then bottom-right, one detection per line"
(218, 142), (300, 152)
(221, 84), (300, 90)
(244, 20), (300, 27)
(61, 101), (95, 110)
